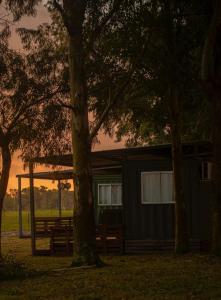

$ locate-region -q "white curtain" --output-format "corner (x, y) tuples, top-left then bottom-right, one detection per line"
(111, 184), (122, 205)
(142, 172), (173, 204)
(142, 173), (161, 203)
(161, 173), (173, 203)
(98, 185), (111, 205)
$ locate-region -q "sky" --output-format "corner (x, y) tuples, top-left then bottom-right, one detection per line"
(9, 133), (124, 191)
(2, 3), (125, 191)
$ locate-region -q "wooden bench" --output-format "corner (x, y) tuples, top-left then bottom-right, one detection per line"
(49, 224), (123, 255)
(34, 217), (73, 237)
(50, 226), (73, 255)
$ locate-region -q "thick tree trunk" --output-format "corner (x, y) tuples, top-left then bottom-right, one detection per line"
(0, 144), (11, 260)
(201, 0), (221, 255)
(64, 0), (101, 266)
(163, 1), (189, 254)
(169, 89), (189, 254)
(211, 91), (221, 255)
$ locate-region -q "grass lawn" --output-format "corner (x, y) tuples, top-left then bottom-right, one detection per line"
(1, 236), (221, 299)
(2, 210), (73, 232)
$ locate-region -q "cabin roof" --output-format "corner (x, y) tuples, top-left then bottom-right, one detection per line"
(16, 141), (212, 180)
(29, 141), (212, 167)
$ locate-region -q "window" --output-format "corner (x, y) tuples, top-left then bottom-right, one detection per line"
(98, 184), (122, 206)
(141, 171), (174, 204)
(200, 161), (212, 181)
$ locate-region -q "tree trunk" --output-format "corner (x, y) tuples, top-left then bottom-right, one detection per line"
(0, 144), (11, 260)
(169, 89), (189, 254)
(211, 91), (221, 255)
(64, 0), (101, 266)
(201, 0), (221, 255)
(163, 0), (189, 254)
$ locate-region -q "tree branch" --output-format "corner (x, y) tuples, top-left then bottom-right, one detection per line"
(0, 126), (8, 147)
(52, 0), (71, 34)
(96, 0), (123, 35)
(89, 66), (136, 142)
(201, 0), (221, 82)
(52, 0), (63, 15)
(88, 0), (123, 50)
(7, 87), (68, 133)
(89, 41), (148, 143)
(0, 106), (7, 131)
(55, 99), (75, 110)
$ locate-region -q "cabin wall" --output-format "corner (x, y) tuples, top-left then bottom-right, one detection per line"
(185, 159), (200, 240)
(199, 181), (212, 243)
(123, 158), (206, 243)
(92, 157), (212, 252)
(123, 159), (174, 240)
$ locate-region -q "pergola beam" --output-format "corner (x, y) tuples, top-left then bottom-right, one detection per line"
(58, 180), (62, 218)
(18, 177), (23, 238)
(29, 162), (36, 255)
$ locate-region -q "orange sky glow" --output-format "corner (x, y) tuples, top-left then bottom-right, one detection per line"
(9, 131), (125, 191)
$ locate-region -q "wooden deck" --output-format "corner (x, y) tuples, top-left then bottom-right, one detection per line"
(33, 217), (207, 255)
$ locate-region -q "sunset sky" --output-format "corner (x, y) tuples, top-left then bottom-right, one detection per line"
(9, 134), (124, 190)
(5, 3), (125, 191)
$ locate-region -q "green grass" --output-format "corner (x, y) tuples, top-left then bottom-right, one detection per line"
(2, 210), (73, 232)
(2, 213), (221, 299)
(1, 236), (221, 299)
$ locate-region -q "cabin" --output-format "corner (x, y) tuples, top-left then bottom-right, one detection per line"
(16, 141), (213, 255)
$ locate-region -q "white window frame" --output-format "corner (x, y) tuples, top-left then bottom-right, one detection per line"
(98, 183), (122, 206)
(141, 171), (174, 204)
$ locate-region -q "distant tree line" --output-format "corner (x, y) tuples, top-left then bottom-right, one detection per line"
(3, 186), (74, 211)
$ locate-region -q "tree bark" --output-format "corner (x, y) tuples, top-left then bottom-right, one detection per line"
(169, 88), (189, 254)
(211, 93), (221, 255)
(63, 0), (101, 266)
(201, 0), (221, 255)
(0, 144), (11, 260)
(164, 0), (189, 254)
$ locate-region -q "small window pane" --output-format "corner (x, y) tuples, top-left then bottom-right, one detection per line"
(161, 173), (173, 203)
(111, 184), (122, 205)
(98, 185), (111, 205)
(142, 173), (161, 203)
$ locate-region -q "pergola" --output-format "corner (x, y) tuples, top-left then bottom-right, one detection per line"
(16, 148), (125, 255)
(16, 169), (74, 238)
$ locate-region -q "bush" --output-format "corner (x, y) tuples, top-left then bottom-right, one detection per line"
(0, 254), (36, 281)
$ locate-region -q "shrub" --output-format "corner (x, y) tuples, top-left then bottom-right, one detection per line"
(0, 253), (36, 281)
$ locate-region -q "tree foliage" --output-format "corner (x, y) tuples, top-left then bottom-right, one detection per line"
(97, 0), (213, 146)
(0, 25), (71, 257)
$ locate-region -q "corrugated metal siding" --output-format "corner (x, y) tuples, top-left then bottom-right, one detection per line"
(123, 158), (205, 241)
(188, 159), (200, 239)
(199, 181), (212, 241)
(123, 159), (175, 240)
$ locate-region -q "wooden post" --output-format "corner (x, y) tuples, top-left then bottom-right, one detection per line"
(18, 177), (23, 238)
(29, 162), (36, 255)
(58, 180), (62, 217)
